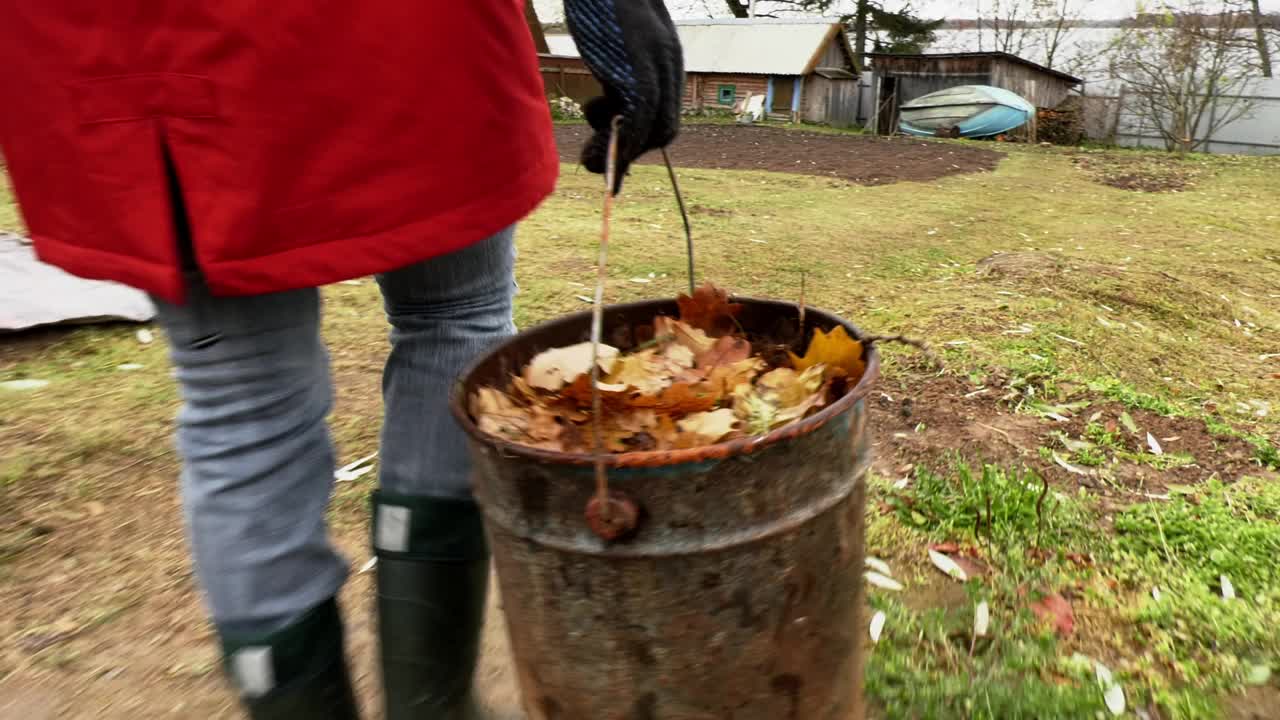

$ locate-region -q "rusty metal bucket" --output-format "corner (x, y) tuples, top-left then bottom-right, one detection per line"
(452, 298), (878, 720)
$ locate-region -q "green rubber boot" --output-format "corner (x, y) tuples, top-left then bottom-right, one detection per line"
(219, 597), (359, 719)
(372, 491), (490, 720)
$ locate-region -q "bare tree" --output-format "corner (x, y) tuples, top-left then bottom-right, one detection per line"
(975, 0), (1037, 56)
(1176, 1), (1276, 77)
(1110, 2), (1258, 153)
(720, 0), (829, 18)
(1034, 0), (1092, 71)
(973, 0), (1095, 72)
(1243, 0), (1273, 76)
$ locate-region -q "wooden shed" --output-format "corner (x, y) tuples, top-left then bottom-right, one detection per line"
(867, 52), (1082, 138)
(540, 19), (861, 126)
(679, 19), (861, 126)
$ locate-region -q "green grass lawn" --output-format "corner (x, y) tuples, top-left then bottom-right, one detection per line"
(0, 168), (22, 233)
(1, 135), (1278, 718)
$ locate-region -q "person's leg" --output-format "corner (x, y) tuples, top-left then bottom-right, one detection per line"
(372, 227), (517, 720)
(155, 281), (357, 719)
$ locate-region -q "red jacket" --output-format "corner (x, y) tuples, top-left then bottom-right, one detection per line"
(0, 1), (558, 303)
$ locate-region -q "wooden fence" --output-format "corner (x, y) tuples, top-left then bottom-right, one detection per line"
(539, 55), (602, 105)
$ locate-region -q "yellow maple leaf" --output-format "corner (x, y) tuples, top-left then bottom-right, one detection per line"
(733, 365), (828, 435)
(677, 408), (739, 443)
(605, 350), (671, 395)
(757, 366), (825, 406)
(789, 326), (865, 380)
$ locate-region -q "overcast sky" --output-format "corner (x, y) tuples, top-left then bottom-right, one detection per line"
(908, 0), (1280, 18)
(535, 0), (1280, 23)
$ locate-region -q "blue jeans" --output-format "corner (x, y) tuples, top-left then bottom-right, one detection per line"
(153, 229), (516, 634)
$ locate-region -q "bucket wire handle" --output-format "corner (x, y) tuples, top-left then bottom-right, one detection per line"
(661, 147), (696, 294)
(585, 116), (639, 542)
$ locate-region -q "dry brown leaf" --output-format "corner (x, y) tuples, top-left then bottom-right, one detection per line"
(600, 342), (703, 397)
(653, 414), (680, 448)
(696, 335), (752, 369)
(677, 283), (743, 336)
(471, 388), (570, 451)
(617, 409), (660, 433)
(524, 342), (619, 391)
(597, 409), (662, 452)
(661, 343), (697, 369)
(629, 382), (720, 414)
(655, 316), (717, 355)
(472, 283), (857, 455)
(678, 408), (738, 443)
(950, 555), (989, 579)
(706, 358), (765, 396)
(510, 376), (542, 405)
(472, 387), (532, 440)
(526, 406), (564, 446)
(560, 373), (635, 409)
(1029, 592), (1075, 637)
(790, 326), (865, 380)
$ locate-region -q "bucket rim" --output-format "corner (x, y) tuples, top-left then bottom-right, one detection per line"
(450, 296), (880, 469)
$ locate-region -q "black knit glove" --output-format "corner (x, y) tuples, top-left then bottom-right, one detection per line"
(564, 0), (684, 192)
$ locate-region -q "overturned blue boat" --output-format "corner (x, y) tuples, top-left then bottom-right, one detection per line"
(899, 85), (1035, 138)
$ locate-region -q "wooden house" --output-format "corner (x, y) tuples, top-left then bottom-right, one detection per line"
(541, 19), (862, 127)
(678, 19), (861, 126)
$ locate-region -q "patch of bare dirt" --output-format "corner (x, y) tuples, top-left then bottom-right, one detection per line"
(1071, 153), (1201, 192)
(548, 257), (595, 275)
(554, 124), (1004, 186)
(1054, 404), (1263, 495)
(869, 372), (1267, 502)
(1220, 685), (1280, 720)
(870, 374), (1046, 482)
(975, 251), (1114, 280)
(690, 204), (734, 217)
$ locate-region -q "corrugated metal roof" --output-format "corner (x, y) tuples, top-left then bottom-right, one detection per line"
(677, 19), (844, 75)
(867, 51), (1083, 85)
(545, 34), (579, 57)
(544, 20), (846, 76)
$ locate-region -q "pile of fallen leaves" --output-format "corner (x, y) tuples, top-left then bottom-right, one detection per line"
(470, 284), (866, 453)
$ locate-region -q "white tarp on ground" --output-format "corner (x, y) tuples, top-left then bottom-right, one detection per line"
(0, 232), (155, 332)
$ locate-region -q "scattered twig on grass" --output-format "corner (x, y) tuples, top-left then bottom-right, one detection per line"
(976, 422), (1011, 441)
(985, 491), (995, 560)
(861, 333), (944, 368)
(104, 450), (174, 483)
(1035, 475), (1050, 548)
(1152, 509), (1178, 567)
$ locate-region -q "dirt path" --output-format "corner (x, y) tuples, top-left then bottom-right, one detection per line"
(554, 125), (1004, 185)
(0, 563), (523, 720)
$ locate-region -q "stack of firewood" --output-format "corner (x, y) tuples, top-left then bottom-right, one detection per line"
(1037, 96), (1086, 146)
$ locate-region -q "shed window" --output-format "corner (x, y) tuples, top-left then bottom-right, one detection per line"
(717, 84), (736, 105)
